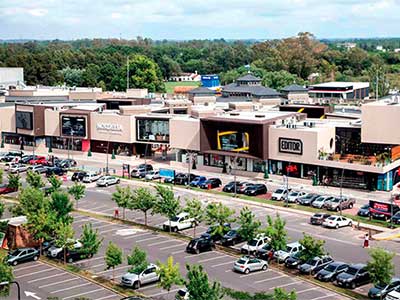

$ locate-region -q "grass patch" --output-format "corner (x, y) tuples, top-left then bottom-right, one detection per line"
(164, 81), (200, 93)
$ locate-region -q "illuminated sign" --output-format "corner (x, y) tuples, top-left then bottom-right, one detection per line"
(217, 131), (249, 153)
(279, 138), (303, 155)
(96, 123), (123, 132)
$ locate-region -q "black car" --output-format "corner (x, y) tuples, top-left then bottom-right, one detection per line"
(310, 213), (331, 225)
(368, 278), (400, 299)
(391, 211), (400, 225)
(1, 151), (23, 162)
(7, 248), (40, 266)
(186, 236), (215, 254)
(299, 256), (334, 275)
(71, 171), (87, 182)
(59, 159), (77, 168)
(357, 204), (370, 217)
(298, 193), (320, 206)
(63, 249), (92, 263)
(20, 155), (35, 164)
(222, 181), (242, 193)
(237, 182), (255, 194)
(285, 251), (304, 269)
(201, 223), (231, 242)
(200, 178), (222, 189)
(220, 229), (244, 246)
(256, 243), (274, 262)
(336, 263), (370, 289)
(164, 172), (184, 184)
(175, 173), (197, 185)
(244, 184), (267, 196)
(315, 261), (349, 282)
(46, 166), (66, 177)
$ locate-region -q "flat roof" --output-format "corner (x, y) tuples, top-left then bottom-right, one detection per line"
(203, 110), (297, 123)
(309, 81), (369, 89)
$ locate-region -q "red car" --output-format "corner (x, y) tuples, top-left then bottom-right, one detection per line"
(0, 184), (17, 194)
(28, 156), (46, 165)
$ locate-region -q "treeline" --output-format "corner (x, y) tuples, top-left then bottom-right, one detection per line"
(0, 33), (399, 94)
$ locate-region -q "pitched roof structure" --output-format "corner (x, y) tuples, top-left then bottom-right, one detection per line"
(236, 73), (262, 82)
(187, 86), (215, 95)
(223, 83), (280, 97)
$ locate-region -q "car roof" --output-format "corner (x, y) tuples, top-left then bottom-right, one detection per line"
(177, 212), (189, 217)
(287, 241), (301, 247)
(348, 263), (366, 269)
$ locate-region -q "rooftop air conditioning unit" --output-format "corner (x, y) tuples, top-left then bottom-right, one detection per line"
(230, 112), (240, 116)
(255, 114), (265, 118)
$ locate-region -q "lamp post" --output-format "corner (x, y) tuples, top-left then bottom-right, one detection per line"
(32, 127), (40, 159)
(187, 150), (192, 187)
(0, 281), (21, 300)
(336, 135), (345, 215)
(233, 151), (241, 198)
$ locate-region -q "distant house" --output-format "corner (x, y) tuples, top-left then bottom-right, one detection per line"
(376, 45), (384, 51)
(281, 84), (309, 103)
(308, 81), (369, 100)
(0, 67), (24, 89)
(188, 87), (216, 105)
(169, 72), (201, 82)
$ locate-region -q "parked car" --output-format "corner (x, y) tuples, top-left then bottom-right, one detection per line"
(325, 196), (355, 211)
(298, 193), (320, 206)
(29, 164), (48, 174)
(121, 264), (159, 289)
(222, 181), (242, 193)
(162, 212), (195, 232)
(241, 235), (270, 254)
(271, 187), (290, 201)
(237, 182), (255, 194)
(273, 242), (303, 263)
(131, 164), (153, 178)
(58, 159), (77, 168)
(200, 178), (222, 189)
(284, 251), (304, 269)
(336, 263), (370, 289)
(164, 172), (184, 184)
(28, 156), (46, 165)
(82, 171), (102, 183)
(368, 278), (400, 299)
(233, 256), (268, 274)
(256, 243), (274, 262)
(244, 184), (268, 196)
(322, 216), (353, 229)
(20, 155), (35, 164)
(175, 288), (189, 300)
(63, 248), (92, 263)
(47, 240), (82, 258)
(310, 213), (331, 225)
(189, 176), (207, 187)
(386, 286), (400, 300)
(287, 191), (307, 203)
(40, 186), (53, 196)
(0, 184), (17, 195)
(7, 248), (40, 266)
(369, 200), (400, 221)
(9, 163), (29, 174)
(299, 256), (334, 275)
(186, 236), (215, 254)
(358, 204), (370, 217)
(175, 173), (197, 185)
(220, 228), (243, 246)
(46, 166), (66, 177)
(96, 176), (120, 187)
(145, 171), (161, 180)
(1, 151), (23, 162)
(201, 223), (231, 242)
(315, 262), (349, 282)
(391, 211), (400, 225)
(312, 196), (334, 209)
(71, 171), (87, 182)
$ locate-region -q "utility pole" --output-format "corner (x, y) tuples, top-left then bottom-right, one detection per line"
(187, 151), (192, 186)
(126, 56), (130, 90)
(339, 167), (344, 215)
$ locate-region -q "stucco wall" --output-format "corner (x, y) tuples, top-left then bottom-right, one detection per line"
(45, 109), (60, 136)
(0, 106), (16, 133)
(170, 118), (200, 151)
(90, 112), (135, 143)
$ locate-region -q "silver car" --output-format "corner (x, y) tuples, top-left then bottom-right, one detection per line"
(9, 164), (29, 174)
(233, 256), (268, 274)
(29, 164), (48, 174)
(96, 176), (120, 187)
(121, 264), (159, 289)
(145, 171), (161, 180)
(312, 196), (333, 209)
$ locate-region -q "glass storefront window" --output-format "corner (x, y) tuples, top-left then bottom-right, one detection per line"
(253, 160), (265, 173)
(210, 154), (225, 167)
(48, 137), (82, 151)
(137, 119), (169, 143)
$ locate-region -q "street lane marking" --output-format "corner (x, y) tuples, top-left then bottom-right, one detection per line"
(269, 280), (299, 289)
(198, 256), (229, 263)
(212, 261), (235, 268)
(296, 287), (319, 294)
(239, 270), (268, 278)
(160, 243), (184, 251)
(28, 272), (69, 283)
(62, 288), (103, 300)
(254, 274), (287, 283)
(16, 268), (53, 278)
(51, 282), (91, 293)
(39, 277), (78, 288)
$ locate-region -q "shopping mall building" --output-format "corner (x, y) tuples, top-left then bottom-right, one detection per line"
(1, 96), (399, 192)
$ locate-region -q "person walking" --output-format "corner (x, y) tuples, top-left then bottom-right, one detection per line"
(114, 209), (120, 219)
(363, 233), (369, 248)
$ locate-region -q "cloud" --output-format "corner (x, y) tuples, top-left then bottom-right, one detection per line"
(27, 8), (48, 17)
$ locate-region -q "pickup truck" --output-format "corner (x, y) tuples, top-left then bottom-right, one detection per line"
(325, 196), (356, 211)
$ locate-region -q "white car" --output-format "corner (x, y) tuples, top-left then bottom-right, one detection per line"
(82, 172), (102, 183)
(322, 216), (352, 229)
(241, 235), (270, 254)
(8, 164), (29, 174)
(233, 256), (268, 274)
(29, 164), (48, 174)
(386, 289), (400, 300)
(163, 212), (195, 232)
(311, 196), (333, 209)
(287, 191), (307, 203)
(47, 239), (83, 258)
(271, 188), (289, 201)
(145, 170), (161, 180)
(273, 241), (303, 263)
(121, 263), (159, 289)
(96, 176), (120, 187)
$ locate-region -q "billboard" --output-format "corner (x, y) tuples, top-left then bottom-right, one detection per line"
(16, 111), (33, 130)
(159, 168), (175, 179)
(61, 116), (86, 137)
(217, 131), (249, 152)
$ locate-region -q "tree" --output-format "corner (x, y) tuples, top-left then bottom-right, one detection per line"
(184, 198), (204, 238)
(366, 247), (395, 287)
(127, 246), (148, 275)
(272, 288), (297, 300)
(26, 170), (45, 189)
(12, 186), (47, 217)
(130, 187), (157, 226)
(157, 256), (183, 295)
(299, 233), (325, 263)
(60, 67), (84, 86)
(185, 264), (224, 300)
(369, 63), (390, 97)
(237, 207), (261, 242)
(105, 241), (123, 281)
(55, 221), (75, 264)
(0, 201), (4, 219)
(48, 175), (62, 193)
(154, 185), (181, 232)
(7, 173), (20, 191)
(0, 169), (3, 185)
(204, 202), (236, 238)
(112, 186), (132, 220)
(68, 182), (86, 209)
(0, 252), (13, 297)
(262, 70), (304, 90)
(79, 224), (103, 260)
(26, 208), (57, 255)
(263, 214), (287, 251)
(50, 192), (73, 224)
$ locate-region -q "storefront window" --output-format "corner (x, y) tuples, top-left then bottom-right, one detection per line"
(137, 119), (169, 143)
(2, 133), (34, 147)
(210, 154), (225, 167)
(61, 116), (86, 137)
(253, 160), (265, 173)
(48, 137), (82, 151)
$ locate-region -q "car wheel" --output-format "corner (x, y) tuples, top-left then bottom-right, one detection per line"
(173, 227), (178, 232)
(133, 281), (140, 289)
(348, 221), (352, 227)
(68, 257), (74, 263)
(262, 264), (268, 271)
(349, 203), (353, 208)
(244, 268), (250, 274)
(195, 248), (200, 254)
(350, 282), (356, 289)
(105, 183), (108, 187)
(33, 256), (39, 261)
(12, 260), (18, 266)
(336, 207), (340, 212)
(231, 240), (236, 246)
(117, 179), (120, 184)
(335, 224), (339, 229)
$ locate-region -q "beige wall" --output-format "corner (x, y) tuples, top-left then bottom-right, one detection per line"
(362, 103), (400, 144)
(288, 93), (309, 103)
(0, 106), (16, 133)
(69, 91), (100, 100)
(90, 112), (135, 143)
(45, 109), (60, 136)
(170, 118), (200, 151)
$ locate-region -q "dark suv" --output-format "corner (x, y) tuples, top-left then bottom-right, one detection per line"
(298, 256), (334, 275)
(175, 173), (197, 185)
(310, 213), (331, 225)
(71, 171), (87, 182)
(244, 184), (267, 196)
(46, 166), (66, 177)
(336, 263), (370, 289)
(315, 262), (349, 282)
(220, 229), (244, 246)
(186, 237), (215, 254)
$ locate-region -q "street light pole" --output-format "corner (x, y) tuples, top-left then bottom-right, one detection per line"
(339, 167), (344, 215)
(187, 151), (192, 186)
(0, 281), (21, 300)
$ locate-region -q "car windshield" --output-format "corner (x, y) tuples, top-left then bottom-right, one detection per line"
(346, 267), (359, 275)
(248, 239), (259, 246)
(290, 192), (299, 196)
(286, 246), (293, 252)
(237, 259), (247, 264)
(325, 264), (337, 272)
(361, 204), (370, 209)
(170, 216), (180, 222)
(225, 230), (236, 237)
(306, 258), (319, 265)
(375, 283), (387, 289)
(315, 197), (325, 202)
(313, 214), (322, 218)
(177, 290), (187, 297)
(10, 249), (22, 256)
(262, 244), (272, 250)
(331, 198), (340, 203)
(275, 189), (284, 194)
(327, 217), (336, 221)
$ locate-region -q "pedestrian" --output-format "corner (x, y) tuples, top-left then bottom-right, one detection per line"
(114, 209), (119, 219)
(363, 233), (369, 248)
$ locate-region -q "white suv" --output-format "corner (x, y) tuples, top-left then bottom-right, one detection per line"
(121, 263), (159, 289)
(163, 212), (195, 232)
(241, 234), (270, 254)
(82, 172), (101, 183)
(273, 241), (303, 263)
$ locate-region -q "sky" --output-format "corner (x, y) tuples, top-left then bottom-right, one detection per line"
(0, 0), (399, 40)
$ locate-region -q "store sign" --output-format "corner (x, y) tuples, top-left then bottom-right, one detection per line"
(279, 138), (303, 155)
(96, 123), (123, 132)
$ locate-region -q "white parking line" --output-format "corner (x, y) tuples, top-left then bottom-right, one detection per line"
(62, 288), (104, 300)
(96, 295), (118, 300)
(310, 294), (337, 300)
(96, 265), (127, 274)
(198, 256), (228, 264)
(16, 268), (53, 278)
(123, 232), (152, 240)
(254, 274), (286, 283)
(239, 270), (268, 278)
(184, 252), (212, 259)
(212, 261), (235, 268)
(92, 223), (118, 230)
(14, 264), (46, 272)
(296, 287), (319, 294)
(138, 284), (160, 291)
(73, 256), (104, 265)
(271, 281), (300, 289)
(89, 262), (106, 269)
(28, 272), (68, 283)
(73, 218), (95, 224)
(135, 236), (164, 243)
(99, 228), (118, 234)
(51, 282), (91, 293)
(172, 249), (184, 255)
(160, 243), (184, 251)
(39, 277), (78, 288)
(148, 240), (178, 247)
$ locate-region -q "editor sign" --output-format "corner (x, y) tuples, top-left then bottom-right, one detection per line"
(279, 138), (303, 155)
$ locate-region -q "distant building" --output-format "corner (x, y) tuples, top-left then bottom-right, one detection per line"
(281, 84), (309, 103)
(308, 82), (369, 100)
(169, 72), (201, 82)
(340, 42), (357, 50)
(376, 45), (384, 51)
(201, 74), (220, 89)
(394, 48), (400, 53)
(188, 87), (216, 105)
(0, 67), (24, 89)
